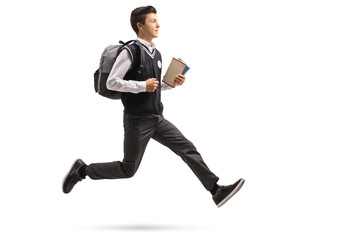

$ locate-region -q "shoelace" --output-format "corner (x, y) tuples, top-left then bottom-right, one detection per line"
(219, 185), (232, 191)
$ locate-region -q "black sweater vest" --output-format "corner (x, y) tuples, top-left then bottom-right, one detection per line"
(122, 43), (163, 115)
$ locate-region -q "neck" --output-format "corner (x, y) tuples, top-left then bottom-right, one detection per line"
(137, 34), (153, 45)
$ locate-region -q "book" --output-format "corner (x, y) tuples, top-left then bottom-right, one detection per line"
(163, 58), (190, 88)
(178, 58), (190, 75)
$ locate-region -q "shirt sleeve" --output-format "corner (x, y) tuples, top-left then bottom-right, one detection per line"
(161, 82), (174, 91)
(106, 49), (146, 94)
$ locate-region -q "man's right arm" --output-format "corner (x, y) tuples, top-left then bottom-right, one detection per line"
(106, 49), (147, 94)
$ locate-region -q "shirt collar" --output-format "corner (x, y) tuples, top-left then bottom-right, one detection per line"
(137, 37), (156, 52)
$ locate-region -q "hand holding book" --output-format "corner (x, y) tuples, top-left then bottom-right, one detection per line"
(163, 58), (190, 88)
(173, 74), (185, 86)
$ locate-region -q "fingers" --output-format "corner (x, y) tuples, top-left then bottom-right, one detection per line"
(146, 78), (159, 92)
(176, 74), (185, 80)
(153, 79), (159, 91)
(174, 74), (186, 86)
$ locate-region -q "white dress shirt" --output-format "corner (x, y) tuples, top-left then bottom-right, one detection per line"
(106, 37), (173, 93)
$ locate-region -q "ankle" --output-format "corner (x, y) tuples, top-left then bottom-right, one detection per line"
(79, 165), (88, 179)
(210, 183), (219, 195)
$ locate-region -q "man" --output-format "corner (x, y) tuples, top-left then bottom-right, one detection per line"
(62, 6), (245, 208)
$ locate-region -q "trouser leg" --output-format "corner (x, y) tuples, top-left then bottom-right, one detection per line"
(87, 115), (157, 179)
(152, 117), (219, 191)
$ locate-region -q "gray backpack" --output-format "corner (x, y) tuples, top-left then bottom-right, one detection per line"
(94, 40), (145, 99)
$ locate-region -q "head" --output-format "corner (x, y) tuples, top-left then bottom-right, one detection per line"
(130, 6), (160, 41)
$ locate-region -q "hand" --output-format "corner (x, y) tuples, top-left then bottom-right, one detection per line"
(146, 78), (159, 92)
(174, 74), (186, 86)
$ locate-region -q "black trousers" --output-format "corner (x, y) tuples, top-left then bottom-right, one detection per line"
(87, 114), (219, 191)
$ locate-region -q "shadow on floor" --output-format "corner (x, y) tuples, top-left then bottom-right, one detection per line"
(84, 223), (203, 231)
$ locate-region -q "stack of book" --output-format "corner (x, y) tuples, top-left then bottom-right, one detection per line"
(163, 58), (190, 88)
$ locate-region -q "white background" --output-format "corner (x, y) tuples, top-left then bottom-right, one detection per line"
(1, 0), (359, 239)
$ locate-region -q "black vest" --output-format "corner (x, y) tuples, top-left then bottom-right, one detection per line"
(122, 43), (163, 115)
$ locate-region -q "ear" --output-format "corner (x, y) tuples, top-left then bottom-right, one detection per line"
(136, 22), (143, 32)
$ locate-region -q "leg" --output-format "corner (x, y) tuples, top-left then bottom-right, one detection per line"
(87, 115), (157, 179)
(152, 117), (219, 191)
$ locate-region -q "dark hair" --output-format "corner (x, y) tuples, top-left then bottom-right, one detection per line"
(130, 6), (157, 35)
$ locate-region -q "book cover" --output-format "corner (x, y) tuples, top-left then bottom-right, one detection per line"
(163, 58), (189, 88)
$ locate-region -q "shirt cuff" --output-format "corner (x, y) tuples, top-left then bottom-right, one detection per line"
(138, 81), (147, 92)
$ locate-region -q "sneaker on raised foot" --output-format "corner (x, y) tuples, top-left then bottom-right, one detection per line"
(212, 178), (245, 208)
(62, 159), (87, 194)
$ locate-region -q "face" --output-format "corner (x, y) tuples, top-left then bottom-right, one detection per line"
(138, 13), (160, 40)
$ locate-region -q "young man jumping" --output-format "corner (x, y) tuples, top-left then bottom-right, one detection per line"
(62, 6), (245, 208)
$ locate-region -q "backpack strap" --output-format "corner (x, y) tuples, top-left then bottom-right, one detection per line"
(134, 40), (145, 75)
(117, 40), (145, 75)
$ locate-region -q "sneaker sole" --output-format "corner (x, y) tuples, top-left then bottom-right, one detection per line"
(217, 178), (245, 208)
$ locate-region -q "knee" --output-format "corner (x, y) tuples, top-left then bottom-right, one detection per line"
(181, 142), (198, 156)
(123, 164), (137, 178)
(125, 170), (136, 178)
